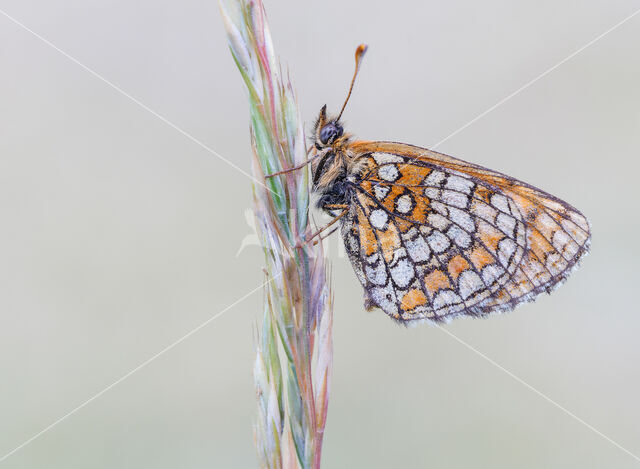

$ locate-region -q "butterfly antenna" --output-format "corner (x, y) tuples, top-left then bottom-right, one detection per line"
(336, 43), (368, 122)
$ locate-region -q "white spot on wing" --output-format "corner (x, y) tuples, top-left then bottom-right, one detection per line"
(497, 238), (516, 266)
(366, 252), (380, 264)
(536, 212), (556, 231)
(365, 262), (387, 286)
(346, 233), (359, 256)
(372, 152), (404, 165)
(458, 270), (484, 299)
(370, 285), (398, 315)
(390, 258), (415, 288)
(561, 219), (588, 244)
(496, 213), (516, 237)
(395, 194), (413, 214)
(433, 290), (462, 310)
(431, 201), (448, 216)
(442, 190), (468, 208)
(378, 165), (399, 182)
(516, 221), (527, 246)
(374, 185), (390, 200)
(422, 170), (445, 187)
(471, 200), (497, 223)
(569, 212), (589, 232)
(370, 209), (388, 230)
(552, 229), (570, 251)
(508, 199), (520, 217)
(446, 175), (474, 193)
(482, 264), (503, 285)
(424, 187), (439, 198)
(406, 236), (431, 262)
(491, 194), (510, 213)
(427, 231), (450, 253)
(447, 225), (472, 248)
(449, 207), (474, 232)
(427, 213), (450, 230)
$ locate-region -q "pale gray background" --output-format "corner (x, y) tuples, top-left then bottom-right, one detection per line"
(1, 1), (639, 468)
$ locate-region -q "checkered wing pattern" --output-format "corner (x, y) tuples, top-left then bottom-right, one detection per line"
(341, 142), (590, 324)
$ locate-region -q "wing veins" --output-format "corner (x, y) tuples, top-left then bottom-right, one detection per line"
(353, 183), (526, 311)
(361, 177), (576, 268)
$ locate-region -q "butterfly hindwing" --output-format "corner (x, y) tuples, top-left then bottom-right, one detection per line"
(341, 142), (590, 324)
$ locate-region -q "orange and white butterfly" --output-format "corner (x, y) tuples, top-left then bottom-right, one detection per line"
(277, 44), (591, 325)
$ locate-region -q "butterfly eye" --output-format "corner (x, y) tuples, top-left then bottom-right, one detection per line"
(319, 123), (343, 145)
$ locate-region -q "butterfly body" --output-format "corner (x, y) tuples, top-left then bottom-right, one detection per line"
(311, 106), (356, 213)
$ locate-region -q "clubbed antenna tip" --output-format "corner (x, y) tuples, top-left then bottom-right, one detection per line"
(336, 43), (368, 122)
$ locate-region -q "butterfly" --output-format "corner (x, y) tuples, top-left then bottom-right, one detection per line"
(272, 44), (591, 325)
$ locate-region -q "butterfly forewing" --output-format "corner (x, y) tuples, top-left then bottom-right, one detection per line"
(341, 142), (591, 323)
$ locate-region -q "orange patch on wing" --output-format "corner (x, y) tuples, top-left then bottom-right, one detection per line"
(479, 224), (503, 252)
(381, 186), (405, 212)
(394, 217), (413, 233)
(356, 206), (378, 256)
(424, 269), (451, 294)
(401, 289), (428, 311)
(508, 192), (536, 219)
(408, 209), (426, 224)
(398, 186), (428, 220)
(529, 229), (554, 261)
(397, 165), (429, 186)
(359, 192), (378, 210)
(359, 179), (373, 193)
(546, 208), (569, 227)
(448, 255), (470, 280)
(377, 225), (401, 263)
(419, 167), (433, 180)
(474, 185), (493, 204)
(469, 246), (493, 270)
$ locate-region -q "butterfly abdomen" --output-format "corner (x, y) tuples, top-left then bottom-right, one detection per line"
(312, 150), (359, 212)
(315, 171), (352, 210)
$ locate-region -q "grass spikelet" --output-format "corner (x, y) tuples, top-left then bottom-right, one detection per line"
(219, 1), (333, 467)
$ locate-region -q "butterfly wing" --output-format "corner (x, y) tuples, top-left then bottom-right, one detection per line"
(340, 141), (590, 324)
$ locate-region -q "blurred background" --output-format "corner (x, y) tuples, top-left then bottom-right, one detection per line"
(1, 0), (639, 467)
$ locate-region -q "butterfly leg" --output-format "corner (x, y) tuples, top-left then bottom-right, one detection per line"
(311, 225), (340, 246)
(323, 204), (349, 211)
(264, 148), (322, 179)
(297, 208), (348, 248)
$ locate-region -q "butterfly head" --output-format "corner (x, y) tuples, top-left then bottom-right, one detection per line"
(313, 105), (345, 149)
